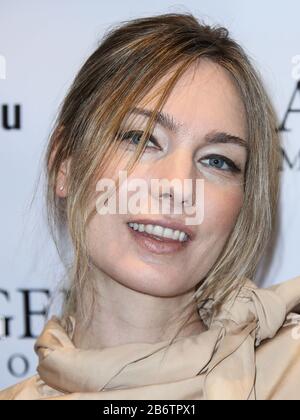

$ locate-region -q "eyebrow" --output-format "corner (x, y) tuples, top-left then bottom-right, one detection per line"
(130, 107), (249, 151)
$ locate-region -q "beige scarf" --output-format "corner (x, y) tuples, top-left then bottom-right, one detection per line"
(33, 276), (300, 400)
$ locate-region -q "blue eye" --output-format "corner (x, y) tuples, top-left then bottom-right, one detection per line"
(118, 130), (161, 150)
(200, 155), (241, 173)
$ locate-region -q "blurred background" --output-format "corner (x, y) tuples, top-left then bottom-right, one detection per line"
(1, 0), (300, 388)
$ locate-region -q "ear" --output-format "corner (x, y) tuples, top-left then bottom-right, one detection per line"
(56, 157), (71, 198)
(48, 125), (71, 198)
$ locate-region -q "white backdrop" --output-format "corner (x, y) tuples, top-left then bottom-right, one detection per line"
(1, 0), (300, 389)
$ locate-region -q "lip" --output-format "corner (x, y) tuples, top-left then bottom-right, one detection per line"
(126, 217), (196, 241)
(127, 223), (191, 255)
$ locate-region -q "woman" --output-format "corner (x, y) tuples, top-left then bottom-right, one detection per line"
(1, 12), (300, 400)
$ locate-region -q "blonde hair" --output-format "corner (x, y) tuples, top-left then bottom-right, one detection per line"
(44, 12), (282, 335)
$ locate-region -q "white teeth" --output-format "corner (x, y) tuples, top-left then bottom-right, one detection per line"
(162, 228), (174, 239)
(153, 225), (164, 237)
(127, 223), (189, 242)
(179, 231), (186, 242)
(173, 230), (180, 240)
(138, 224), (145, 233)
(145, 224), (154, 235)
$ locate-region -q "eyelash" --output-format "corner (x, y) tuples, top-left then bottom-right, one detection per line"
(118, 130), (241, 174)
(200, 155), (241, 173)
(118, 130), (160, 150)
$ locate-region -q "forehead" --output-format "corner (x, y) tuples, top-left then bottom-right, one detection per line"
(137, 59), (247, 141)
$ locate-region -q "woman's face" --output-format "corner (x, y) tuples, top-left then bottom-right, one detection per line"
(68, 59), (248, 297)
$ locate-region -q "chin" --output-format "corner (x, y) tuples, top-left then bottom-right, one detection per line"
(118, 270), (193, 297)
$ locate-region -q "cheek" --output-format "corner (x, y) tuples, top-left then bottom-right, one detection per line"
(87, 213), (120, 255)
(85, 212), (130, 282)
(203, 184), (244, 235)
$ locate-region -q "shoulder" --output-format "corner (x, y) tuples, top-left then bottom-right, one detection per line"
(255, 312), (300, 400)
(0, 375), (43, 400)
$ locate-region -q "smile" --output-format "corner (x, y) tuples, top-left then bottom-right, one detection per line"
(126, 222), (191, 255)
(128, 222), (189, 242)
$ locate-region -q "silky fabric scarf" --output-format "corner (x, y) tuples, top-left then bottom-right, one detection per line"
(2, 276), (300, 400)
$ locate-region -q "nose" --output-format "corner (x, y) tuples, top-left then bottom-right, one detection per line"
(149, 148), (197, 209)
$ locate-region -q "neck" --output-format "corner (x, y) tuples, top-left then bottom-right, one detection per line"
(72, 269), (206, 350)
